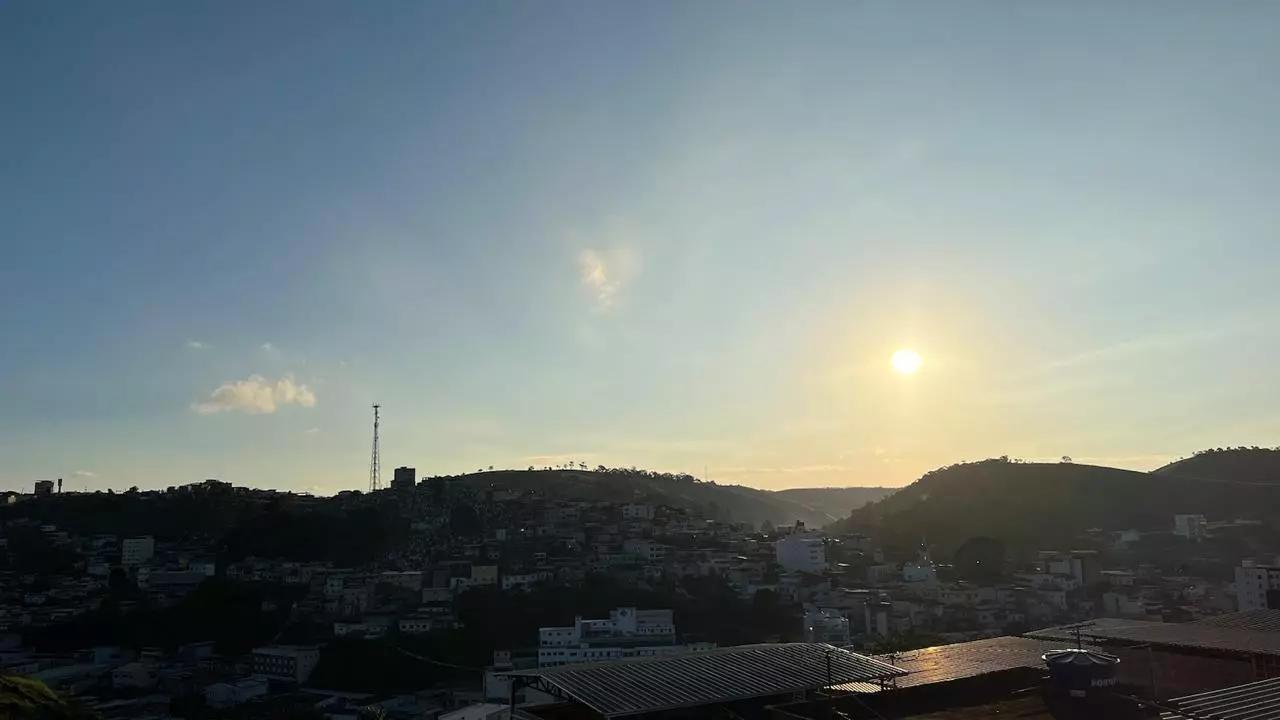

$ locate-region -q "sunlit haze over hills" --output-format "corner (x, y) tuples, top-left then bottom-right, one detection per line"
(4, 2), (1280, 494)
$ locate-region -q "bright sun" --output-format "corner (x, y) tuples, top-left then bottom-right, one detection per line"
(891, 348), (923, 375)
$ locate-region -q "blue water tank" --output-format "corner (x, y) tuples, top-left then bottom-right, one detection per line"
(1042, 649), (1120, 698)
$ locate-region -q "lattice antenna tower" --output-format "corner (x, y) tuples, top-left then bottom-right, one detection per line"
(369, 403), (382, 492)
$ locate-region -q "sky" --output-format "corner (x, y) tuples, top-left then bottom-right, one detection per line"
(4, 2), (1280, 494)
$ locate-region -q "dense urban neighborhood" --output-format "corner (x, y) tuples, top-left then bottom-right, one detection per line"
(7, 453), (1280, 719)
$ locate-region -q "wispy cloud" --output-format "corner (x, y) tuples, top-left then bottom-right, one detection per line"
(261, 342), (281, 358)
(186, 340), (207, 350)
(578, 247), (638, 312)
(1039, 327), (1236, 376)
(304, 427), (321, 434)
(72, 470), (97, 478)
(192, 373), (317, 415)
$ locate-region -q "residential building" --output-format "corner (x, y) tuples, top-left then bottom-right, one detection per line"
(111, 662), (157, 689)
(537, 607), (711, 667)
(1236, 561), (1280, 611)
(34, 480), (54, 497)
(1174, 514), (1208, 541)
(621, 503), (655, 521)
(250, 645), (321, 684)
(121, 536), (155, 567)
(392, 466), (416, 490)
(776, 535), (825, 574)
(622, 538), (665, 563)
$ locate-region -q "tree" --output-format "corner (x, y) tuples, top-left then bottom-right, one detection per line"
(1061, 456), (1073, 463)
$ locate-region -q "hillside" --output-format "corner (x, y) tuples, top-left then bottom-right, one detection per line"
(772, 487), (896, 519)
(1155, 447), (1280, 483)
(831, 453), (1280, 555)
(451, 469), (886, 528)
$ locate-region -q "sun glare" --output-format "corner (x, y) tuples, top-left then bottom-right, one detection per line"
(891, 348), (923, 375)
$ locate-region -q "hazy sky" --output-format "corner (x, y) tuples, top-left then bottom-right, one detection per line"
(4, 2), (1280, 494)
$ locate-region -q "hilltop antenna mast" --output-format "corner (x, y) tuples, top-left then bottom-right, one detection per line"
(369, 404), (382, 492)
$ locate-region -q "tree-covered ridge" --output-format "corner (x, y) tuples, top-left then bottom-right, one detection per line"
(832, 449), (1280, 556)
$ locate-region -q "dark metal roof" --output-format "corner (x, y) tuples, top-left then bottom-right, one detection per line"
(502, 643), (906, 718)
(832, 636), (1098, 693)
(1026, 619), (1280, 657)
(1194, 610), (1280, 634)
(1162, 676), (1280, 720)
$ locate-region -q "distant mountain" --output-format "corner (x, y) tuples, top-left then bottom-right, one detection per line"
(452, 469), (889, 528)
(829, 452), (1280, 556)
(772, 487), (896, 519)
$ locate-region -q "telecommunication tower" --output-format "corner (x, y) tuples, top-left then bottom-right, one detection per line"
(369, 403), (382, 492)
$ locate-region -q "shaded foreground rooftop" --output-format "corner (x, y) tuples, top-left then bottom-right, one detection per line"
(502, 643), (906, 718)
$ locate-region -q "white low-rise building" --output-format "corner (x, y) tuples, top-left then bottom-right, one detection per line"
(536, 607), (712, 668)
(1236, 561), (1280, 611)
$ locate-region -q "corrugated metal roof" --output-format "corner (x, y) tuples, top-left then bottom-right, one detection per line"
(502, 643), (905, 718)
(831, 636), (1094, 693)
(1194, 610), (1280, 634)
(1026, 619), (1280, 657)
(1162, 676), (1280, 720)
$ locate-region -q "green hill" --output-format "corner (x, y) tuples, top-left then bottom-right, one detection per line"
(1155, 447), (1280, 484)
(830, 452), (1280, 555)
(453, 469), (889, 528)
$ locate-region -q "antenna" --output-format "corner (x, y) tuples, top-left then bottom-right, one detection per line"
(369, 404), (381, 492)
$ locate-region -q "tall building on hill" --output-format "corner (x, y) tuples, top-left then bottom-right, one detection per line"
(392, 466), (416, 490)
(33, 480), (53, 497)
(776, 535), (826, 573)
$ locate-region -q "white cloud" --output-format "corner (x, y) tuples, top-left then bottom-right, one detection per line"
(72, 470), (97, 478)
(578, 247), (638, 312)
(304, 427), (321, 434)
(186, 340), (207, 350)
(261, 342), (281, 357)
(192, 373), (317, 415)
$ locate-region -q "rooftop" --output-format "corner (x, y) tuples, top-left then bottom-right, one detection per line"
(1026, 616), (1280, 657)
(833, 636), (1096, 693)
(1162, 676), (1280, 720)
(503, 642), (905, 718)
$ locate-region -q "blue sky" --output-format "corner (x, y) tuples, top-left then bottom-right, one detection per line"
(4, 2), (1280, 493)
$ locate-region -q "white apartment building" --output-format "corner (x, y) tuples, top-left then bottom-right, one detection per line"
(1174, 514), (1208, 541)
(775, 535), (825, 573)
(250, 645), (320, 684)
(1236, 561), (1280, 611)
(121, 536), (155, 567)
(536, 607), (712, 667)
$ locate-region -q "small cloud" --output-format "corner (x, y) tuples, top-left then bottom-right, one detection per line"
(578, 247), (638, 312)
(304, 427), (321, 434)
(72, 470), (97, 478)
(186, 340), (207, 350)
(261, 342), (281, 357)
(192, 373), (317, 415)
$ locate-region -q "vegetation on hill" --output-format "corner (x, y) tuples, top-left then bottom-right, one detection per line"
(831, 451), (1280, 557)
(446, 467), (884, 527)
(0, 674), (96, 719)
(1155, 447), (1280, 483)
(771, 487), (894, 519)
